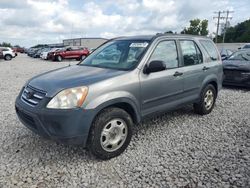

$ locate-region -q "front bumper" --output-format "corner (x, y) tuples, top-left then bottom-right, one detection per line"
(15, 90), (95, 146)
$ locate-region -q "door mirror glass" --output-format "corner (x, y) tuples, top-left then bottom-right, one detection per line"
(144, 60), (166, 74)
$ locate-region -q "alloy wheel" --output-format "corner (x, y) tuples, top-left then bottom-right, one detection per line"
(204, 89), (214, 110)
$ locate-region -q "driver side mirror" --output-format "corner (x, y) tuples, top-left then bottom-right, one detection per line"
(143, 60), (166, 74)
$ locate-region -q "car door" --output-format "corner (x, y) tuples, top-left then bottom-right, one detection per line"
(199, 39), (223, 87)
(139, 40), (184, 117)
(71, 47), (80, 58)
(64, 47), (73, 59)
(178, 40), (205, 101)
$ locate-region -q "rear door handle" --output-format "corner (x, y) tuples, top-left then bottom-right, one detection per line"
(173, 71), (183, 77)
(203, 66), (210, 71)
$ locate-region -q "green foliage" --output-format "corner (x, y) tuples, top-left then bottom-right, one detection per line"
(200, 20), (209, 36)
(224, 19), (250, 43)
(181, 19), (208, 36)
(0, 42), (12, 47)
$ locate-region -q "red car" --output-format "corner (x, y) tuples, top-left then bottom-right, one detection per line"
(13, 47), (25, 53)
(50, 47), (89, 61)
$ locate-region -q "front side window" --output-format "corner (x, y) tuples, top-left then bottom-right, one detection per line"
(180, 40), (203, 66)
(80, 40), (149, 70)
(149, 40), (178, 69)
(200, 40), (219, 61)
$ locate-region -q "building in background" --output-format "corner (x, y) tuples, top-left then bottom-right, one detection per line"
(47, 43), (64, 47)
(63, 38), (108, 49)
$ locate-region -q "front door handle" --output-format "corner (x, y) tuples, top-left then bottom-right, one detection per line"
(173, 71), (183, 77)
(203, 66), (210, 71)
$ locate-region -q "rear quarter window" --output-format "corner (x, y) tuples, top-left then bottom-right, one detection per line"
(199, 40), (219, 61)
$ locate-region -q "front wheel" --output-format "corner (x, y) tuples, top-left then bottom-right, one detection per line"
(88, 107), (133, 160)
(56, 55), (62, 62)
(193, 84), (217, 115)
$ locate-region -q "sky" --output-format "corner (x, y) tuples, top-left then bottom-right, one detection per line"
(0, 0), (249, 47)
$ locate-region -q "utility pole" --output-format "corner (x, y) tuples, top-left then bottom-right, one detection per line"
(213, 10), (233, 43)
(222, 10), (234, 43)
(214, 11), (221, 43)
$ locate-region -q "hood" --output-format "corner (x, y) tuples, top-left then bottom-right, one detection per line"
(29, 65), (126, 97)
(223, 60), (250, 71)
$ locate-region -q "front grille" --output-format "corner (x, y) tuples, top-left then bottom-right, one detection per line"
(21, 85), (46, 107)
(16, 107), (37, 130)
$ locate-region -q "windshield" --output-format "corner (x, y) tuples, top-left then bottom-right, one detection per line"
(228, 51), (250, 61)
(79, 40), (150, 70)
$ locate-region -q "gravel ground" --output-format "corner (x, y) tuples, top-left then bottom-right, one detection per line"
(0, 54), (249, 188)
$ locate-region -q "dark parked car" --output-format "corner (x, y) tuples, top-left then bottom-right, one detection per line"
(32, 49), (42, 58)
(15, 34), (223, 159)
(27, 48), (39, 57)
(223, 50), (250, 87)
(50, 47), (89, 61)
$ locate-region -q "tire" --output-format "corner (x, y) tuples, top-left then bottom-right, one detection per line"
(4, 54), (12, 61)
(193, 84), (217, 115)
(88, 107), (133, 160)
(56, 55), (62, 62)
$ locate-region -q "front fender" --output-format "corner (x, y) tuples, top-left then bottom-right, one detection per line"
(84, 91), (141, 123)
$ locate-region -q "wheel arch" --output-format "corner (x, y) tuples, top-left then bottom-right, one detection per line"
(200, 76), (219, 97)
(91, 98), (141, 125)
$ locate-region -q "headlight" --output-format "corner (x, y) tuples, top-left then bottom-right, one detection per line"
(47, 86), (88, 109)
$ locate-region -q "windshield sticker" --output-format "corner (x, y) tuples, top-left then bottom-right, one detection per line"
(130, 43), (148, 48)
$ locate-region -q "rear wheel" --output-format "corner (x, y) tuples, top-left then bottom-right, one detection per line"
(88, 107), (133, 160)
(4, 54), (12, 61)
(194, 84), (216, 115)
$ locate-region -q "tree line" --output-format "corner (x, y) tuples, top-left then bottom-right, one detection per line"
(165, 18), (250, 43)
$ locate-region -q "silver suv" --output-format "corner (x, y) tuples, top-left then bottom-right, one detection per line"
(15, 34), (223, 159)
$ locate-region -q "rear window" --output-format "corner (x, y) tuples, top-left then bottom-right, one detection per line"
(199, 40), (219, 61)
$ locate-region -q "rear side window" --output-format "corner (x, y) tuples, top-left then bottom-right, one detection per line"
(180, 40), (203, 66)
(200, 40), (219, 61)
(149, 40), (178, 69)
